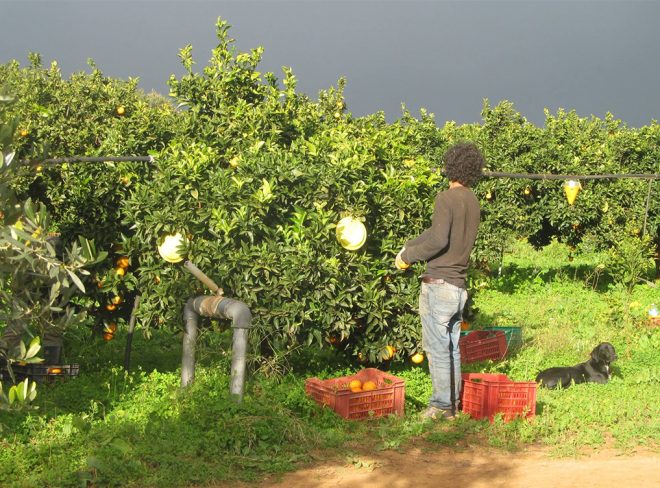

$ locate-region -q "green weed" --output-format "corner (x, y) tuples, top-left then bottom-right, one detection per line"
(1, 241), (658, 487)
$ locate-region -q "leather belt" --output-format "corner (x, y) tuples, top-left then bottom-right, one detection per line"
(421, 276), (446, 284)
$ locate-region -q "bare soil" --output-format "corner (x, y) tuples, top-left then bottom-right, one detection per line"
(210, 442), (659, 488)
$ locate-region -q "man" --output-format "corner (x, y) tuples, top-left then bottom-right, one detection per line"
(395, 142), (485, 420)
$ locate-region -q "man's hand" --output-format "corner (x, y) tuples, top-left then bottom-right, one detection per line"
(395, 248), (410, 270)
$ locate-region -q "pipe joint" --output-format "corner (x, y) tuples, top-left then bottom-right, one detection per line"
(219, 298), (252, 329)
(192, 295), (225, 318)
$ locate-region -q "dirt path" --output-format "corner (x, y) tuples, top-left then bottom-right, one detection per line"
(213, 443), (659, 488)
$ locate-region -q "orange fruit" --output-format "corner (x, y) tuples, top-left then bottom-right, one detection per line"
(103, 332), (114, 341)
(104, 322), (117, 333)
(111, 295), (122, 305)
(116, 256), (129, 269)
(106, 303), (117, 312)
(115, 267), (125, 277)
(460, 320), (470, 331)
(350, 386), (363, 393)
(116, 106), (125, 116)
(411, 353), (425, 364)
(384, 345), (396, 360)
(349, 379), (362, 390)
(362, 380), (377, 391)
(20, 129), (28, 137)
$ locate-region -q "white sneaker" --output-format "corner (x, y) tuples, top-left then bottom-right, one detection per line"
(420, 406), (456, 421)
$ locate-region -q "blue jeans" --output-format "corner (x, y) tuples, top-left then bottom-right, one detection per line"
(419, 281), (468, 410)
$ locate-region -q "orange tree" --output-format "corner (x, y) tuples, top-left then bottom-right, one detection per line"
(3, 19), (658, 362)
(1, 54), (178, 246)
(118, 20), (457, 361)
(120, 20), (658, 363)
(475, 101), (659, 272)
(0, 55), (180, 334)
(0, 95), (106, 369)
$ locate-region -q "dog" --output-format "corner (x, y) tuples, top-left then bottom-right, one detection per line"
(535, 342), (617, 389)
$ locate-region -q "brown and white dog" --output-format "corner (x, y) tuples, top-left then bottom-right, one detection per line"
(535, 342), (618, 389)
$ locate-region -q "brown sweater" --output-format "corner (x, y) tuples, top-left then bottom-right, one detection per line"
(401, 186), (480, 288)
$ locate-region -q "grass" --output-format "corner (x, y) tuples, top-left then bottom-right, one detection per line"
(1, 240), (659, 487)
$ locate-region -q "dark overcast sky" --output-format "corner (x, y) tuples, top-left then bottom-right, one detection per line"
(2, 0), (659, 127)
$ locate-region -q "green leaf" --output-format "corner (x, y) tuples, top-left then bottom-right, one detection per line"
(25, 337), (41, 360)
(72, 415), (91, 433)
(66, 269), (86, 293)
(20, 379), (29, 402)
(27, 381), (37, 402)
(9, 227), (33, 242)
(86, 456), (103, 471)
(109, 438), (132, 455)
(312, 329), (322, 346)
(3, 151), (15, 167)
(79, 236), (95, 261)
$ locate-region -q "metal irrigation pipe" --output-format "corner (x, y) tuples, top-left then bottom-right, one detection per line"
(180, 261), (252, 402)
(20, 156), (155, 167)
(482, 171), (660, 180)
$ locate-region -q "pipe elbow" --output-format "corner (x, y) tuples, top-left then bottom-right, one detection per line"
(220, 298), (252, 329)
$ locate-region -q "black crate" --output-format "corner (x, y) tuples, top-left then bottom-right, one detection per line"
(42, 345), (63, 365)
(0, 363), (80, 384)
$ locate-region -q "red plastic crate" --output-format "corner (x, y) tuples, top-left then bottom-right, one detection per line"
(459, 330), (507, 363)
(461, 373), (537, 422)
(305, 368), (405, 420)
(482, 326), (523, 356)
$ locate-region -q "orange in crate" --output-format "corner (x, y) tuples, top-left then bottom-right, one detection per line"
(461, 373), (537, 422)
(305, 368), (405, 420)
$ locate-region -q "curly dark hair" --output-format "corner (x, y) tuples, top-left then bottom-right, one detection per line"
(443, 142), (485, 187)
